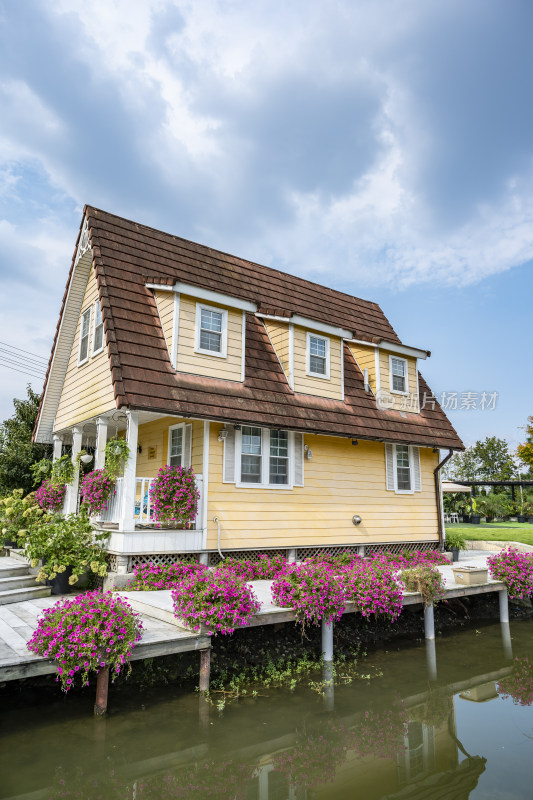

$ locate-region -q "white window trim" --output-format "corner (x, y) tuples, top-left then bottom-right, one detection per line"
(194, 302), (228, 358)
(236, 428), (294, 490)
(306, 332), (330, 380)
(389, 355), (409, 396)
(91, 300), (104, 356)
(78, 306), (92, 366)
(394, 444), (414, 494)
(167, 422), (191, 468)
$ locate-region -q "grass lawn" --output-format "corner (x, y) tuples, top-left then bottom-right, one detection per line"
(446, 522), (533, 546)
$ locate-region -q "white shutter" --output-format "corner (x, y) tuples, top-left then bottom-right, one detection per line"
(293, 432), (304, 487)
(184, 423), (192, 467)
(412, 446), (422, 491)
(385, 444), (395, 491)
(223, 427), (236, 483)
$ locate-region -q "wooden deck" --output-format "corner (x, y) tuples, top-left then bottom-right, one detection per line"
(0, 553), (506, 683)
(0, 594), (209, 683)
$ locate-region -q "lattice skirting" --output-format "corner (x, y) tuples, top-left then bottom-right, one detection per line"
(106, 542), (439, 573)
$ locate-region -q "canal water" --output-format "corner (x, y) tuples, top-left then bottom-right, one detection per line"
(1, 618), (532, 799)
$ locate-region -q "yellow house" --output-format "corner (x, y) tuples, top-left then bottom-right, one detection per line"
(34, 207), (463, 582)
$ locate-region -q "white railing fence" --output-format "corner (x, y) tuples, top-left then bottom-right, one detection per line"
(98, 474), (203, 530)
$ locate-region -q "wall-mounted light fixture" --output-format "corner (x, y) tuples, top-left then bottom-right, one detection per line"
(80, 453), (93, 465)
(234, 424), (241, 431)
(137, 445), (143, 454)
(352, 515), (362, 525)
(218, 429), (229, 443)
(304, 444), (313, 460)
(432, 446), (439, 453)
(351, 439), (359, 446)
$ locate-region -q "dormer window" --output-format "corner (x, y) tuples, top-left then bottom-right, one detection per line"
(78, 307), (91, 365)
(195, 303), (228, 358)
(390, 356), (408, 395)
(307, 333), (330, 379)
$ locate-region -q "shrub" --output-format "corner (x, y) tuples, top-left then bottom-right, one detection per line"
(171, 569), (260, 635)
(35, 480), (66, 512)
(271, 562), (347, 628)
(219, 553), (287, 581)
(149, 465), (200, 526)
(400, 565), (446, 606)
(487, 548), (533, 600)
(126, 560), (207, 591)
(23, 508), (108, 585)
(342, 560), (403, 621)
(79, 469), (116, 514)
(27, 591), (143, 692)
(370, 549), (449, 569)
(498, 657), (533, 706)
(0, 488), (43, 546)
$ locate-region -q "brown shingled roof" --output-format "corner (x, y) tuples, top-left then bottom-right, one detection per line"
(37, 206), (463, 449)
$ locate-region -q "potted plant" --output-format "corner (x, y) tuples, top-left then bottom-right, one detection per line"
(470, 497), (481, 525)
(444, 530), (467, 562)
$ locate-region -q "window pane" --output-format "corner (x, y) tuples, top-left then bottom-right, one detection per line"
(270, 430), (288, 457)
(310, 354), (326, 374)
(242, 427), (262, 455)
(201, 309), (222, 332)
(269, 457), (288, 484)
(170, 428), (183, 466)
(391, 358), (406, 391)
(310, 336), (326, 357)
(392, 373), (406, 392)
(396, 445), (411, 490)
(241, 454), (261, 482)
(200, 329), (222, 352)
(79, 309), (90, 361)
(81, 309), (91, 337)
(93, 324), (104, 352)
(391, 358), (405, 376)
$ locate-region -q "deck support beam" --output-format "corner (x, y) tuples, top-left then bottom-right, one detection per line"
(199, 648), (211, 692)
(501, 622), (513, 660)
(321, 619), (334, 662)
(424, 603), (435, 640)
(118, 411), (139, 532)
(94, 667), (110, 716)
(499, 589), (509, 624)
(425, 639), (437, 682)
(64, 426), (83, 514)
(287, 548), (297, 564)
(94, 416), (108, 470)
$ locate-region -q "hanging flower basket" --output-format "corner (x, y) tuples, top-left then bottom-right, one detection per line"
(149, 466), (199, 526)
(35, 480), (66, 512)
(80, 469), (116, 515)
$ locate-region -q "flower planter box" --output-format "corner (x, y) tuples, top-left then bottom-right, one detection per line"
(452, 566), (488, 586)
(173, 616), (210, 635)
(459, 681), (498, 703)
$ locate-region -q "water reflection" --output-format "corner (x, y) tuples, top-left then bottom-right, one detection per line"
(2, 622), (532, 800)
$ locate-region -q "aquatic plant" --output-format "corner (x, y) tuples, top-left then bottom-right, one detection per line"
(342, 560), (403, 620)
(352, 701), (409, 760)
(271, 561), (347, 627)
(35, 480), (66, 512)
(498, 657), (533, 706)
(79, 469), (116, 515)
(399, 565), (446, 606)
(272, 719), (354, 789)
(27, 591), (143, 692)
(487, 548), (533, 600)
(126, 560), (207, 591)
(171, 568), (260, 635)
(149, 465), (199, 526)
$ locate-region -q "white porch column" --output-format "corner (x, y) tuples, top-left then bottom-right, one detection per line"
(52, 434), (63, 461)
(64, 426), (83, 514)
(94, 416), (108, 470)
(118, 410), (138, 532)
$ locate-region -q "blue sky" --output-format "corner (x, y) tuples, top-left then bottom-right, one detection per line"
(0, 0), (531, 450)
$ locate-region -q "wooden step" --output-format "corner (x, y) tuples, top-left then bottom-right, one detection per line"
(0, 585), (51, 605)
(0, 575), (36, 591)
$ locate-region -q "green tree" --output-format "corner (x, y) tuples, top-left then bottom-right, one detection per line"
(447, 436), (516, 483)
(517, 416), (533, 472)
(0, 386), (51, 495)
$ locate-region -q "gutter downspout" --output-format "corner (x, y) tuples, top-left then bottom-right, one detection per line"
(434, 449), (454, 551)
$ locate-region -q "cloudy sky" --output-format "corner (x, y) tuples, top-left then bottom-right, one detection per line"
(0, 0), (531, 449)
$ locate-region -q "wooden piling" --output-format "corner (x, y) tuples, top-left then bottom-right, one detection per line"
(199, 648), (211, 692)
(94, 667), (110, 716)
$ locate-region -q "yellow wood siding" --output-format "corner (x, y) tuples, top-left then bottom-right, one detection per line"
(154, 290), (174, 356)
(206, 430), (439, 550)
(135, 417), (204, 478)
(54, 267), (116, 431)
(379, 351), (419, 412)
(347, 343), (376, 393)
(263, 320), (290, 376)
(176, 295), (243, 381)
(293, 326), (343, 400)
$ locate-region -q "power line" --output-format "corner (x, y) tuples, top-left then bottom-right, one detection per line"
(0, 340), (49, 363)
(1, 362), (46, 381)
(1, 354), (46, 375)
(0, 347), (48, 370)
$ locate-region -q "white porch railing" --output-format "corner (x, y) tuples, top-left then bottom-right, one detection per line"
(99, 475), (203, 530)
